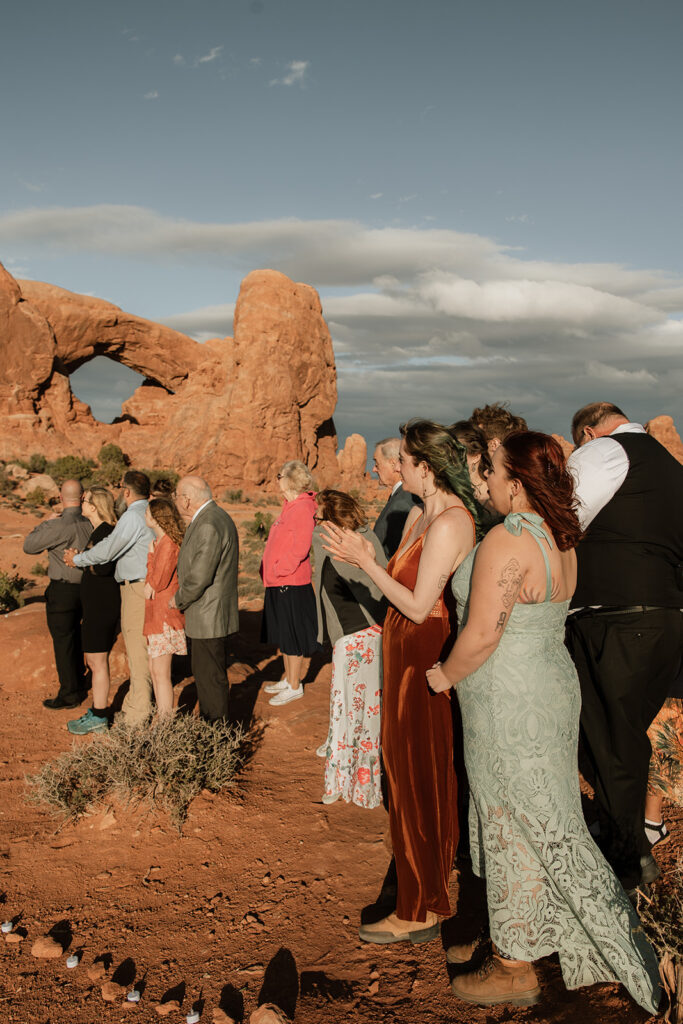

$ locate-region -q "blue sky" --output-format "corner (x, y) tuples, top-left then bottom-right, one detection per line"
(1, 0), (682, 442)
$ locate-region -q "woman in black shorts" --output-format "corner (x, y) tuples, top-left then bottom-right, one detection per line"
(67, 487), (121, 735)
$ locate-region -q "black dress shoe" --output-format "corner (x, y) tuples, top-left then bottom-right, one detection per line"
(43, 694), (84, 710)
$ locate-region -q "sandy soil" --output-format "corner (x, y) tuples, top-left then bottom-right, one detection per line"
(0, 503), (677, 1024)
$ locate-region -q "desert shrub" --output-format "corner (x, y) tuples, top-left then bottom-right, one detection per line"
(0, 571), (27, 613)
(24, 487), (48, 507)
(224, 489), (243, 503)
(96, 443), (129, 486)
(144, 469), (180, 493)
(0, 467), (13, 497)
(26, 715), (253, 829)
(245, 512), (273, 539)
(639, 859), (683, 1017)
(31, 562), (48, 576)
(27, 453), (48, 474)
(47, 455), (96, 485)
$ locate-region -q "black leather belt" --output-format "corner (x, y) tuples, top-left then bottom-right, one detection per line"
(120, 578), (145, 586)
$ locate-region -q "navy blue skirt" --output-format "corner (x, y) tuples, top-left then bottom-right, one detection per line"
(261, 584), (319, 657)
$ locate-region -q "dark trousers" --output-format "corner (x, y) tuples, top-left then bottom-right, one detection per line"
(566, 607), (683, 888)
(45, 580), (85, 699)
(190, 636), (230, 722)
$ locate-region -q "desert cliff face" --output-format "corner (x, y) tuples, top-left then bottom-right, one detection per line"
(0, 264), (339, 490)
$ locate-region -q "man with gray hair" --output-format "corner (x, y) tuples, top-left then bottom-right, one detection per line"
(372, 438), (420, 559)
(173, 476), (239, 721)
(24, 479), (93, 709)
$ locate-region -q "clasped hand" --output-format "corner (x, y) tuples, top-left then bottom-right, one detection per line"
(320, 522), (376, 568)
(63, 547), (79, 568)
(426, 661), (452, 693)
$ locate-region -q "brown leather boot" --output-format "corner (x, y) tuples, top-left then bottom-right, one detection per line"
(451, 951), (541, 1007)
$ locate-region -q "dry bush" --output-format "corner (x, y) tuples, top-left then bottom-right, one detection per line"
(0, 571), (27, 612)
(27, 715), (255, 829)
(639, 858), (683, 1022)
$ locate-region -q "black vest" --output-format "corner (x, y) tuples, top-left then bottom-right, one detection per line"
(572, 432), (683, 608)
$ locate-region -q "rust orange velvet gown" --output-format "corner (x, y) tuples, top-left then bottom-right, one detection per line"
(382, 508), (473, 922)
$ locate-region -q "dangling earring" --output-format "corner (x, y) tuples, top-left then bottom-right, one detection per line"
(422, 474), (436, 500)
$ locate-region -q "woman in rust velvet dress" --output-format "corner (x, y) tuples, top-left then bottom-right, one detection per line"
(323, 420), (480, 944)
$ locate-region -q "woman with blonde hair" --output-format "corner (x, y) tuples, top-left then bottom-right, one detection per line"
(262, 460), (319, 707)
(143, 497), (187, 717)
(67, 486), (120, 735)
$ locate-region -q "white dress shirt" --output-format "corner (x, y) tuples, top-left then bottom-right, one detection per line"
(567, 422), (647, 530)
(190, 499), (213, 524)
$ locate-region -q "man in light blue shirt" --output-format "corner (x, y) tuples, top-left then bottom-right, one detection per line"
(66, 470), (155, 725)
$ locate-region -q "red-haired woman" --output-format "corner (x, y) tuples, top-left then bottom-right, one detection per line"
(427, 432), (659, 1015)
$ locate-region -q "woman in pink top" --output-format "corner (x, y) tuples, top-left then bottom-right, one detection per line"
(261, 460), (319, 707)
(144, 498), (187, 717)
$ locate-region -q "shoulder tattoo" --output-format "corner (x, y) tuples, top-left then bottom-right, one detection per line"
(497, 558), (523, 608)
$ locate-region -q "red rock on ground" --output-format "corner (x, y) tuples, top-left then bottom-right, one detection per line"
(31, 935), (62, 958)
(250, 1004), (290, 1024)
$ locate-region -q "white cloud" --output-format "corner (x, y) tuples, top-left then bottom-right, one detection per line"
(270, 60), (309, 87)
(197, 46), (223, 65)
(505, 213), (530, 223)
(18, 179), (45, 193)
(161, 302), (235, 340)
(173, 54), (185, 66)
(144, 90), (159, 100)
(249, 57), (262, 66)
(369, 193), (383, 200)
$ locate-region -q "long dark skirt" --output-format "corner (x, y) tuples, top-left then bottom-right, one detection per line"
(261, 584), (319, 656)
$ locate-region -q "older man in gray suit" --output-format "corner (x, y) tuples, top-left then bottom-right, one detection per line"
(172, 476), (239, 722)
(372, 438), (421, 559)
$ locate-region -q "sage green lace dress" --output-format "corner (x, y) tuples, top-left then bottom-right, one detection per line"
(453, 513), (660, 1014)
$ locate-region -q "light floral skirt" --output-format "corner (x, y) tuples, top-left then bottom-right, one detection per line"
(648, 697), (683, 805)
(146, 623), (187, 659)
(321, 624), (383, 809)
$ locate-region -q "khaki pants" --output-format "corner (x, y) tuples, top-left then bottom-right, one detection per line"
(120, 580), (153, 724)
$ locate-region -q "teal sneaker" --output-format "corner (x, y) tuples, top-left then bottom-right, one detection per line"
(67, 708), (108, 735)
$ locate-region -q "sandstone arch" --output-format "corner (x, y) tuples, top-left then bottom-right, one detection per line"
(0, 262), (339, 488)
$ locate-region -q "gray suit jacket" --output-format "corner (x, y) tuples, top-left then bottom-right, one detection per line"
(374, 485), (421, 559)
(176, 501), (239, 639)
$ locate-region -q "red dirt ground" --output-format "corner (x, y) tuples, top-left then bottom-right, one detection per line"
(0, 504), (677, 1024)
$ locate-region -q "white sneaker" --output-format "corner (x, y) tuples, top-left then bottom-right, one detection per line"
(264, 678), (289, 695)
(268, 683), (304, 706)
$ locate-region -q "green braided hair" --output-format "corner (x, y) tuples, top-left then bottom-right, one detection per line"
(399, 419), (483, 541)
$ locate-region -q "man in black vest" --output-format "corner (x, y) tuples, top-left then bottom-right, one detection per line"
(372, 438), (420, 559)
(565, 401), (683, 894)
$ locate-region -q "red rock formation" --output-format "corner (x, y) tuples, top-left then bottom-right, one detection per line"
(0, 263), (339, 490)
(337, 433), (368, 486)
(646, 415), (683, 464)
